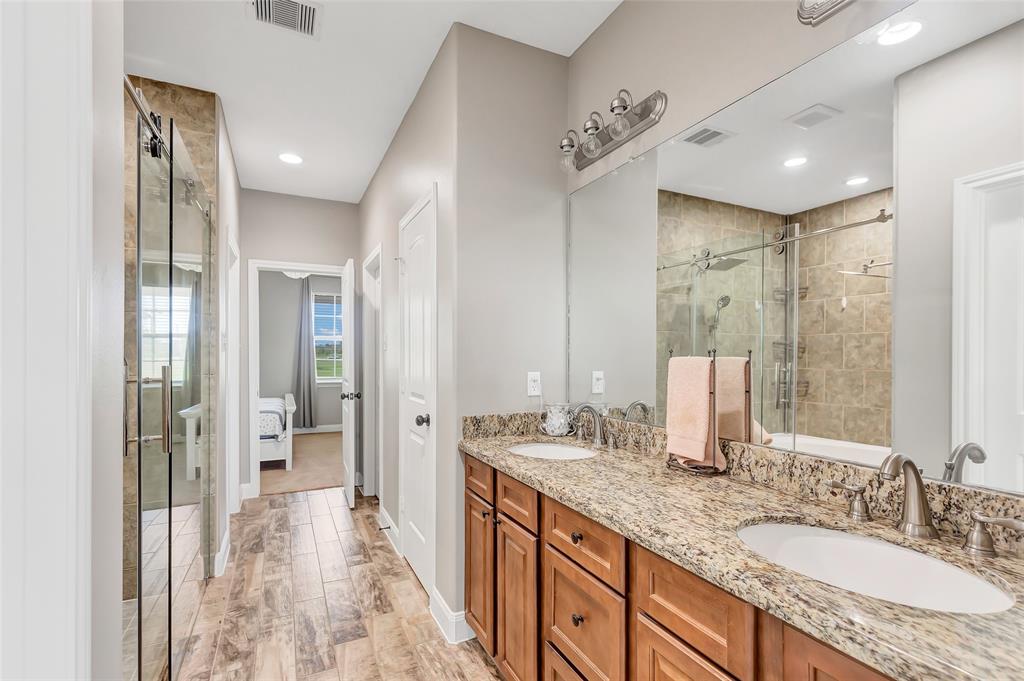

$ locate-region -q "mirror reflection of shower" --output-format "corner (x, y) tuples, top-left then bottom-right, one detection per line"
(710, 294), (731, 351)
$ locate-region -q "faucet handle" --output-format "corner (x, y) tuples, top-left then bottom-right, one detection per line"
(963, 511), (1024, 558)
(828, 480), (871, 522)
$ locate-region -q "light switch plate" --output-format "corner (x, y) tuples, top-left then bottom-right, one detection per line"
(591, 371), (605, 394)
(527, 371), (542, 397)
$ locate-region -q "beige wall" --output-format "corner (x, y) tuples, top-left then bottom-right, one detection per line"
(893, 21), (1024, 473)
(566, 0), (911, 192)
(356, 26), (459, 591)
(792, 189), (893, 447)
(239, 189), (360, 484)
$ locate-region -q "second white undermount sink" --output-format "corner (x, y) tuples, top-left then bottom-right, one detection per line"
(738, 523), (1014, 614)
(507, 443), (597, 461)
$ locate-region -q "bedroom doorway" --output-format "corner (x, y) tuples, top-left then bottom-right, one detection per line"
(246, 259), (347, 497)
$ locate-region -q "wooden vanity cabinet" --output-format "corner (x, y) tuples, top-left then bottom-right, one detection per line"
(758, 613), (892, 681)
(497, 513), (539, 681)
(465, 487), (496, 655)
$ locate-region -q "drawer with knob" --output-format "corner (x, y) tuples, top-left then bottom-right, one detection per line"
(543, 544), (626, 681)
(543, 498), (626, 593)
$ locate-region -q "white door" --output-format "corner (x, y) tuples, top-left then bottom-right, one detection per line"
(399, 186), (437, 591)
(341, 258), (357, 509)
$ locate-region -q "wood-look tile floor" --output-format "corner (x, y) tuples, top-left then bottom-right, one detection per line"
(173, 489), (501, 680)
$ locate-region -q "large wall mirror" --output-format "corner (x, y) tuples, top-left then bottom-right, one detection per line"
(567, 2), (1024, 494)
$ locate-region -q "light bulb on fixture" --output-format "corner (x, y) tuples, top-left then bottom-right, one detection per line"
(559, 130), (580, 173)
(581, 111), (605, 159)
(608, 89), (634, 141)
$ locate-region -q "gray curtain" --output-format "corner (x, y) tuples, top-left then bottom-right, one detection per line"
(294, 276), (317, 428)
(180, 271), (202, 410)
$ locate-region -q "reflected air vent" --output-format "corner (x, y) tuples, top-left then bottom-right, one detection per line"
(250, 0), (321, 38)
(787, 103), (842, 130)
(682, 127), (735, 148)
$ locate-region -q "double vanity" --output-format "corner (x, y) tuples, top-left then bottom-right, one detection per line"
(459, 428), (1024, 681)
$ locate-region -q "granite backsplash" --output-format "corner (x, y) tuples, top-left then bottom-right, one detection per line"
(462, 411), (1024, 557)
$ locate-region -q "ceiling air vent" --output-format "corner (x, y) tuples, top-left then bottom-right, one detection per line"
(250, 0), (321, 39)
(681, 127), (735, 148)
(787, 103), (842, 130)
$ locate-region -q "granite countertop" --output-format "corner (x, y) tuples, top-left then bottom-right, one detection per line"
(459, 435), (1024, 681)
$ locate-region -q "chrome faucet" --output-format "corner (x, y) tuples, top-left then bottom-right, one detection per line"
(878, 453), (939, 539)
(572, 404), (605, 448)
(943, 442), (987, 482)
(623, 400), (651, 424)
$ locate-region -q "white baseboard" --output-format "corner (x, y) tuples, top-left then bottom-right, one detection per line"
(294, 424), (342, 434)
(240, 482), (259, 501)
(429, 587), (475, 644)
(379, 506), (400, 555)
(215, 527), (231, 577)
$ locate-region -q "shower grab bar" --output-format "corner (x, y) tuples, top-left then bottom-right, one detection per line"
(657, 210), (893, 272)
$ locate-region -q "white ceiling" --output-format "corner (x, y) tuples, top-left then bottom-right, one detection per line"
(656, 1), (1024, 216)
(125, 0), (620, 203)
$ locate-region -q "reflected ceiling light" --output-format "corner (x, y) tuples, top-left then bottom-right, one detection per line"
(846, 176), (869, 186)
(784, 156), (808, 168)
(278, 152), (303, 165)
(877, 21), (922, 45)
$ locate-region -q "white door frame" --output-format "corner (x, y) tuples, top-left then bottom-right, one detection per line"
(398, 184), (439, 591)
(951, 161), (1024, 448)
(361, 243), (384, 499)
(245, 258), (345, 499)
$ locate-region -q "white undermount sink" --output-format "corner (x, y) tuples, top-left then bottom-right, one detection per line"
(507, 443), (597, 461)
(738, 523), (1014, 614)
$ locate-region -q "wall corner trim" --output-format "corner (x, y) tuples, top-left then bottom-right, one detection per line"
(215, 526), (232, 577)
(429, 587), (476, 644)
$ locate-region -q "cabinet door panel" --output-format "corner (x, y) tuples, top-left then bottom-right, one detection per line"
(782, 625), (892, 681)
(635, 612), (732, 681)
(497, 472), (540, 533)
(497, 513), (539, 681)
(465, 455), (495, 503)
(465, 489), (496, 655)
(544, 642), (586, 681)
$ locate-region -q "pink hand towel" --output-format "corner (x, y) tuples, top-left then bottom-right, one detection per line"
(714, 357), (750, 443)
(665, 357), (716, 468)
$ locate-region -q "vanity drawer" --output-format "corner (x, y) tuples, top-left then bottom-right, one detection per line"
(465, 455), (495, 503)
(543, 498), (626, 593)
(543, 545), (626, 681)
(543, 642), (586, 681)
(635, 612), (733, 681)
(497, 472), (539, 533)
(632, 545), (755, 680)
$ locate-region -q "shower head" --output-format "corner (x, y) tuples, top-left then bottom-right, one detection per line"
(717, 295), (731, 310)
(707, 256), (746, 271)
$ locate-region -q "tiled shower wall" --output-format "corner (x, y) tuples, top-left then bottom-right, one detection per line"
(790, 188), (893, 446)
(655, 190), (786, 427)
(123, 77), (219, 599)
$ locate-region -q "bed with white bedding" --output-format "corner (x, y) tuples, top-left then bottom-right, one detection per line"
(259, 393), (296, 470)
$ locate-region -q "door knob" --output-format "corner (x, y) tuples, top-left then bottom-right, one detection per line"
(415, 413), (431, 427)
(340, 393), (349, 400)
(353, 392), (362, 399)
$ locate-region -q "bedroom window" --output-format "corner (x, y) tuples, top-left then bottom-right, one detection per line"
(312, 292), (343, 382)
(139, 284), (191, 382)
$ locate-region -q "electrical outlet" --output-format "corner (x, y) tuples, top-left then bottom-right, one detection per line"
(527, 371), (542, 397)
(591, 371), (605, 394)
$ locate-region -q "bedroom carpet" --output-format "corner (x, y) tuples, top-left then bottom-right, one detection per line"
(260, 432), (344, 495)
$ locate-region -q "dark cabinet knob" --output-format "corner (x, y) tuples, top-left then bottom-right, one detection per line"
(481, 510), (489, 519)
(415, 413), (431, 427)
(571, 531), (583, 545)
(493, 516), (502, 526)
(571, 613), (584, 627)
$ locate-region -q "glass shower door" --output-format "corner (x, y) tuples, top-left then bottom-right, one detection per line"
(136, 115), (174, 681)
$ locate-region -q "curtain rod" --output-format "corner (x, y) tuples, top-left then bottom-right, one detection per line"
(657, 210), (893, 272)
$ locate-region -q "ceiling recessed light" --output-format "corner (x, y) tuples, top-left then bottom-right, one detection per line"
(784, 157), (807, 168)
(278, 152), (303, 165)
(877, 21), (922, 46)
(846, 176), (869, 186)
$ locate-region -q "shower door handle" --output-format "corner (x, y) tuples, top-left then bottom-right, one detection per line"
(774, 362), (782, 409)
(161, 365), (172, 455)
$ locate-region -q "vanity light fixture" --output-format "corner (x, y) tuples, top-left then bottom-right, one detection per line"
(557, 89), (668, 171)
(608, 89), (634, 141)
(846, 176), (869, 186)
(278, 152), (303, 165)
(581, 111), (605, 159)
(877, 21), (922, 45)
(559, 130), (580, 174)
(784, 156), (808, 168)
